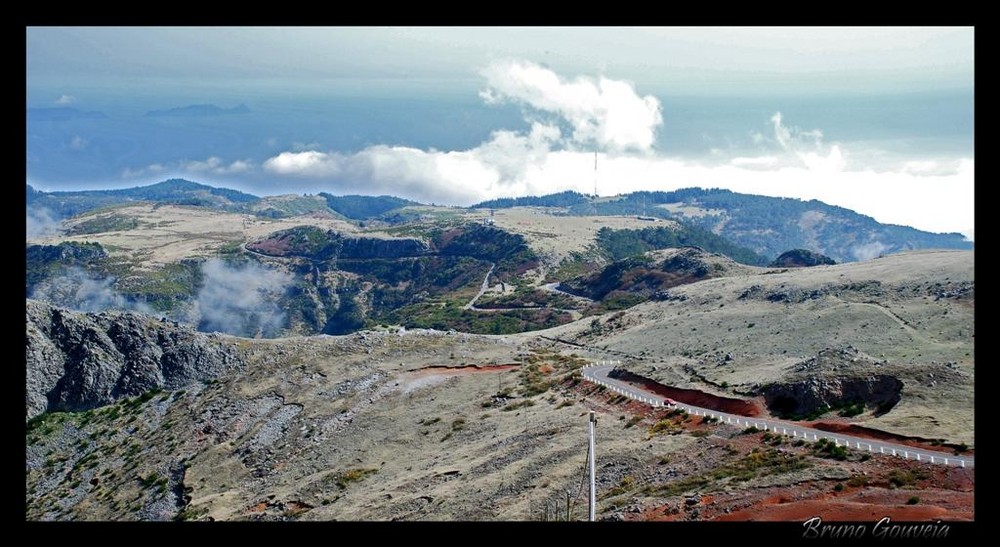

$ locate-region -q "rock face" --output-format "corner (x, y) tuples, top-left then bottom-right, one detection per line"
(25, 299), (243, 420)
(762, 375), (903, 418)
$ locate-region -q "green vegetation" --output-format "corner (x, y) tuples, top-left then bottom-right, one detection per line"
(647, 448), (810, 497)
(907, 496), (920, 505)
(68, 214), (139, 235)
(594, 225), (766, 265)
(838, 401), (866, 418)
(887, 469), (928, 488)
(847, 475), (869, 487)
(318, 193), (414, 220)
(28, 179), (257, 219)
(812, 438), (849, 461)
(25, 241), (108, 294)
(108, 260), (203, 313)
(471, 191), (589, 209)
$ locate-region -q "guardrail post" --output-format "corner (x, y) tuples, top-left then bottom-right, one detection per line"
(916, 454), (920, 462)
(961, 460), (965, 468)
(944, 458), (948, 465)
(868, 444), (872, 452)
(903, 451), (908, 458)
(930, 456), (934, 464)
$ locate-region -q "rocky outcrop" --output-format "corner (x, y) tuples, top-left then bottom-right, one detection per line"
(762, 375), (903, 418)
(770, 249), (836, 268)
(26, 299), (243, 420)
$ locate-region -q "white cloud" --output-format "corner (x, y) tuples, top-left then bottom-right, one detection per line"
(259, 61), (970, 235)
(124, 157), (253, 179)
(69, 135), (87, 150)
(55, 94), (76, 105)
(264, 150), (341, 177)
(181, 156), (255, 175)
(26, 206), (62, 239)
(121, 163), (166, 178)
(730, 156), (778, 168)
(480, 59), (662, 152)
(770, 112), (845, 173)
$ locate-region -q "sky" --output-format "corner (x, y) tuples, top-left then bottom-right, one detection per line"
(26, 27), (974, 238)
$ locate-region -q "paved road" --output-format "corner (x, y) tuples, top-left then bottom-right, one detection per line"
(540, 282), (594, 304)
(581, 362), (974, 468)
(464, 263), (497, 310)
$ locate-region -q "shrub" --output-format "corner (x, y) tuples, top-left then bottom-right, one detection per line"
(907, 496), (920, 505)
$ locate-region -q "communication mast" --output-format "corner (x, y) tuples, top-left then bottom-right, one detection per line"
(593, 151), (598, 198)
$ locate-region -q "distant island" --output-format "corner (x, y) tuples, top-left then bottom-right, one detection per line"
(144, 103), (251, 117)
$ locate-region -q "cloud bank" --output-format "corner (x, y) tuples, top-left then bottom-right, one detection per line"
(113, 59), (969, 236)
(26, 206), (63, 239)
(189, 259), (292, 338)
(479, 59), (662, 152)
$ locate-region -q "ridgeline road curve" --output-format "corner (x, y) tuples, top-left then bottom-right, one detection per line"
(581, 362), (974, 468)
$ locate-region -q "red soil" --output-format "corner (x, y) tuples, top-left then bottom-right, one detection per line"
(611, 369), (764, 416)
(807, 422), (973, 456)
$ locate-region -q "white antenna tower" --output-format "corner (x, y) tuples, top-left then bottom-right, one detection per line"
(593, 151), (598, 198)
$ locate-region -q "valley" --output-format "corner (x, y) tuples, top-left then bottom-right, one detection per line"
(25, 181), (974, 521)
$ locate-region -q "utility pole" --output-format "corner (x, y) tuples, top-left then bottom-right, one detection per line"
(589, 410), (597, 522)
(566, 489), (571, 522)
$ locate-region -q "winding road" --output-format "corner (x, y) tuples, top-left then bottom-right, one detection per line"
(464, 263), (497, 310)
(581, 362), (974, 468)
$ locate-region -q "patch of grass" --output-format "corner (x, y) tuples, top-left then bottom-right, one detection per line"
(555, 399), (575, 410)
(606, 475), (638, 497)
(837, 401), (865, 418)
(847, 475), (869, 487)
(649, 419), (679, 436)
(887, 469), (927, 488)
(833, 483), (844, 492)
(907, 496), (920, 505)
(328, 468), (378, 490)
(624, 415), (643, 429)
(502, 399), (536, 412)
(451, 418), (466, 431)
